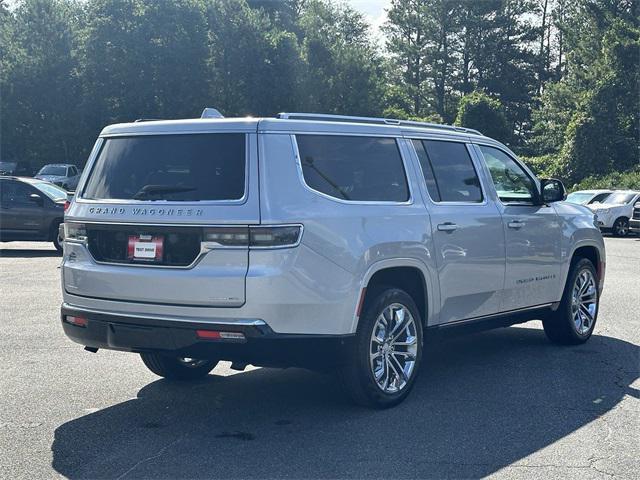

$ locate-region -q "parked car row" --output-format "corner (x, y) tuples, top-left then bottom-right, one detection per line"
(0, 162), (82, 190)
(567, 189), (640, 236)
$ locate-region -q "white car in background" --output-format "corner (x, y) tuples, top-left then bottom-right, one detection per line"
(588, 190), (640, 237)
(566, 189), (612, 205)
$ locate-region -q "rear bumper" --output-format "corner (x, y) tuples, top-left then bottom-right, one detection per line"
(60, 304), (354, 369)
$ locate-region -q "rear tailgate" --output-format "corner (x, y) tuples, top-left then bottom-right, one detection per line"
(63, 130), (259, 307)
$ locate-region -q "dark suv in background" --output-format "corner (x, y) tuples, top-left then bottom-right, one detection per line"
(0, 176), (68, 252)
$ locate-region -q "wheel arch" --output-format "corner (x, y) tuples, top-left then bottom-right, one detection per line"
(352, 258), (436, 333)
(567, 241), (605, 294)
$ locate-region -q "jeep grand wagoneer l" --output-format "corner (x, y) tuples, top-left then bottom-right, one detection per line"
(60, 110), (605, 408)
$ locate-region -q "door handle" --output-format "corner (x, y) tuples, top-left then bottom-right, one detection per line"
(508, 220), (526, 229)
(437, 222), (458, 232)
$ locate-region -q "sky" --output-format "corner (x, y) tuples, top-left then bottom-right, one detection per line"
(345, 0), (391, 41)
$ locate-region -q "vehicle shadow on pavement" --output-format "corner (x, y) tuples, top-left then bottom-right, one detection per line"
(0, 248), (60, 258)
(51, 326), (639, 479)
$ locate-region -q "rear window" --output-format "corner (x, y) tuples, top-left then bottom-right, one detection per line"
(82, 134), (246, 201)
(296, 135), (409, 202)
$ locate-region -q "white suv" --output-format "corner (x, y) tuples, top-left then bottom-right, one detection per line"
(588, 190), (640, 237)
(60, 111), (606, 408)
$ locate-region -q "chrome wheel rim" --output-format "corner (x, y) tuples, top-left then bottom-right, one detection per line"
(571, 269), (597, 335)
(177, 357), (208, 368)
(370, 303), (418, 394)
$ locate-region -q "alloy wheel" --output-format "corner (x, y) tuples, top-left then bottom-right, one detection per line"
(571, 269), (597, 335)
(369, 303), (418, 394)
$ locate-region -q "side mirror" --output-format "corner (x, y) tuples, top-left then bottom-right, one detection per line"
(540, 178), (567, 204)
(29, 193), (44, 206)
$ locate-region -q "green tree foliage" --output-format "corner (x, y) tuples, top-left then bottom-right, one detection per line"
(0, 0), (638, 186)
(530, 0), (639, 184)
(455, 92), (510, 143)
(82, 0), (210, 125)
(1, 0), (83, 168)
(298, 0), (386, 115)
(384, 0), (539, 139)
(1, 0), (385, 169)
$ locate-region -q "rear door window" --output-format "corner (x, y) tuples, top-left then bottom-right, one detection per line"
(82, 133), (246, 201)
(296, 135), (409, 202)
(413, 140), (483, 202)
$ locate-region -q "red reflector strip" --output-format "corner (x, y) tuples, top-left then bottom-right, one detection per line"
(66, 316), (88, 327)
(196, 330), (245, 341)
(196, 330), (221, 339)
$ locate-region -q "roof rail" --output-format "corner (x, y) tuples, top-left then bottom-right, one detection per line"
(276, 112), (482, 136)
(133, 118), (163, 123)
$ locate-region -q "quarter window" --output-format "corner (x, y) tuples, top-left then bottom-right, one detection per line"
(413, 139), (483, 202)
(479, 146), (537, 204)
(296, 135), (409, 202)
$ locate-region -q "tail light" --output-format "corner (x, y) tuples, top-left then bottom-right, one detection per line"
(63, 200), (70, 212)
(202, 225), (302, 249)
(63, 222), (88, 244)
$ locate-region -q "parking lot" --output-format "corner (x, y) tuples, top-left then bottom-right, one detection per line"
(0, 237), (638, 479)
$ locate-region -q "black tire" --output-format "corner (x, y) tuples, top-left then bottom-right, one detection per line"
(612, 217), (629, 237)
(543, 258), (599, 345)
(338, 287), (423, 408)
(51, 221), (63, 253)
(140, 353), (218, 380)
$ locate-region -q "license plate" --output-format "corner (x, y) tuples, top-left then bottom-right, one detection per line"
(127, 235), (164, 262)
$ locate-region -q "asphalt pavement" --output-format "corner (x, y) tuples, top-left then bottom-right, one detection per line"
(0, 237), (638, 479)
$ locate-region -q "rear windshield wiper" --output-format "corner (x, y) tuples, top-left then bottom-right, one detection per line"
(132, 185), (197, 200)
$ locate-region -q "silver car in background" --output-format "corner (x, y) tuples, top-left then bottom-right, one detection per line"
(35, 163), (82, 191)
(59, 110), (605, 408)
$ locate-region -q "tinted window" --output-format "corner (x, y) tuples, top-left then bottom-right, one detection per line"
(297, 135), (409, 202)
(480, 146), (537, 204)
(1, 181), (34, 205)
(418, 140), (482, 202)
(590, 193), (610, 204)
(82, 134), (246, 201)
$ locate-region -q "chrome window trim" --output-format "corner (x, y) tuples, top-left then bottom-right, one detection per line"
(290, 134), (414, 206)
(76, 132), (251, 206)
(407, 137), (488, 206)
